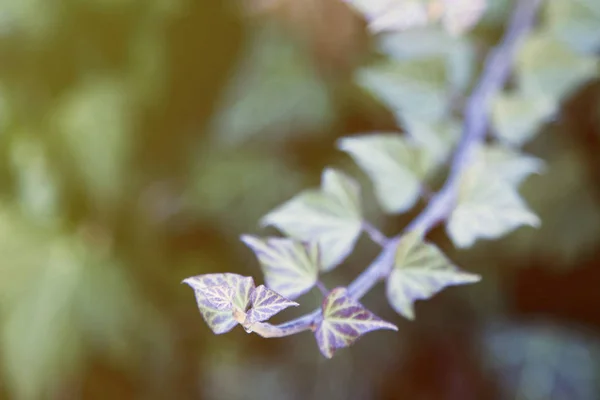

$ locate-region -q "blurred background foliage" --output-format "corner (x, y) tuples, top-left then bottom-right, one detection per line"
(0, 0), (598, 399)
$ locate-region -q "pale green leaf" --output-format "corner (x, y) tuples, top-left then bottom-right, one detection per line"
(478, 145), (545, 187)
(338, 134), (432, 214)
(440, 0), (487, 35)
(210, 25), (332, 146)
(357, 58), (449, 122)
(398, 115), (461, 162)
(492, 91), (558, 146)
(447, 165), (540, 248)
(261, 168), (363, 271)
(516, 34), (598, 99)
(545, 0), (600, 54)
(386, 231), (480, 319)
(378, 28), (476, 93)
(240, 235), (319, 299)
(53, 75), (132, 206)
(345, 0), (430, 33)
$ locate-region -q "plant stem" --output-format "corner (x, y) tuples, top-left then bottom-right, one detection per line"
(263, 0), (543, 337)
(316, 280), (329, 296)
(362, 221), (390, 247)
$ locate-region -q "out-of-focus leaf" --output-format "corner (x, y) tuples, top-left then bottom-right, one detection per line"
(482, 321), (600, 400)
(338, 134), (432, 214)
(440, 0), (487, 35)
(0, 0), (62, 40)
(357, 58), (449, 122)
(492, 92), (558, 147)
(386, 230), (480, 320)
(210, 24), (332, 147)
(478, 145), (545, 187)
(182, 273), (254, 334)
(545, 0), (600, 54)
(314, 287), (397, 358)
(344, 0), (430, 33)
(246, 285), (298, 324)
(53, 76), (133, 206)
(516, 34), (598, 99)
(447, 164), (540, 248)
(378, 27), (476, 94)
(1, 237), (83, 400)
(398, 115), (461, 162)
(261, 168), (363, 271)
(190, 149), (304, 232)
(240, 235), (320, 299)
(8, 135), (60, 224)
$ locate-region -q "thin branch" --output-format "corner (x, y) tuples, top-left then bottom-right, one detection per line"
(316, 280), (329, 296)
(267, 0), (543, 336)
(362, 221), (390, 246)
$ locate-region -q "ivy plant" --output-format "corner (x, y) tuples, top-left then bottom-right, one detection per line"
(183, 0), (596, 359)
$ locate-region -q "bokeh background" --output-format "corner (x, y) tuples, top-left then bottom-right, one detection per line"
(0, 0), (599, 399)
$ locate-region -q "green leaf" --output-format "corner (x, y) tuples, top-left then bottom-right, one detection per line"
(210, 24), (332, 146)
(516, 34), (598, 99)
(545, 0), (600, 54)
(261, 168), (363, 271)
(440, 0), (487, 35)
(478, 145), (545, 187)
(378, 27), (476, 94)
(53, 75), (132, 206)
(398, 115), (461, 162)
(357, 58), (449, 122)
(240, 235), (320, 300)
(338, 134), (432, 214)
(345, 0), (430, 33)
(492, 92), (558, 147)
(314, 287), (397, 358)
(446, 164), (540, 248)
(386, 231), (480, 320)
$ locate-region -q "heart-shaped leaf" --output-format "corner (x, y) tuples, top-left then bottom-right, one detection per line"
(338, 134), (432, 214)
(246, 285), (299, 324)
(182, 273), (254, 334)
(386, 231), (481, 319)
(446, 165), (540, 249)
(241, 235), (319, 299)
(315, 287), (398, 358)
(261, 168), (363, 271)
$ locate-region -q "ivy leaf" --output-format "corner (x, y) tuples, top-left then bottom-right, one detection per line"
(440, 0), (487, 36)
(200, 285), (235, 311)
(338, 134), (432, 214)
(246, 285), (299, 324)
(446, 165), (540, 249)
(315, 287), (398, 358)
(386, 231), (481, 320)
(492, 92), (558, 147)
(399, 116), (461, 162)
(545, 0), (600, 54)
(261, 168), (362, 271)
(182, 273), (254, 334)
(240, 235), (319, 299)
(479, 145), (545, 187)
(357, 58), (449, 122)
(344, 0), (430, 33)
(516, 34), (597, 99)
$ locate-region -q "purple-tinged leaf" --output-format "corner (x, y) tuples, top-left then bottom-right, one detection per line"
(241, 235), (319, 299)
(386, 231), (481, 320)
(315, 287), (398, 358)
(261, 168), (363, 271)
(200, 284), (234, 310)
(246, 285), (299, 324)
(182, 273), (255, 334)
